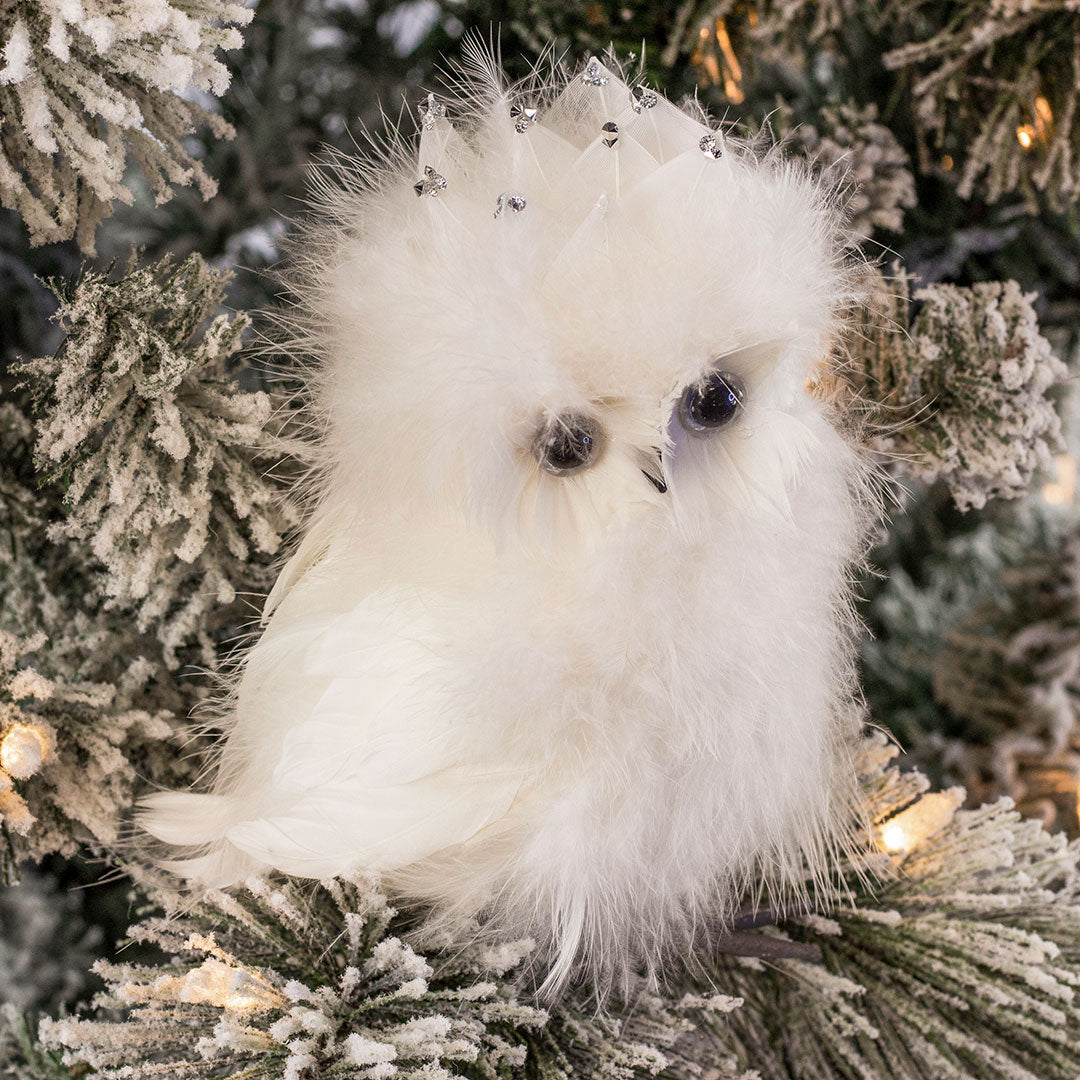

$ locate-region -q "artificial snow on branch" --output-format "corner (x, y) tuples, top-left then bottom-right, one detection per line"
(0, 1004), (69, 1080)
(794, 103), (916, 238)
(0, 628), (185, 876)
(36, 733), (1080, 1080)
(884, 0), (1080, 209)
(863, 504), (1080, 835)
(852, 269), (1067, 511)
(0, 0), (253, 252)
(18, 253), (299, 669)
(40, 873), (749, 1080)
(716, 735), (1080, 1080)
(747, 0), (1080, 210)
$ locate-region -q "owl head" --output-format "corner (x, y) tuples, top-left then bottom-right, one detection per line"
(284, 49), (860, 569)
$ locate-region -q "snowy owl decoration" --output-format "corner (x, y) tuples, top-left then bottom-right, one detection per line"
(141, 52), (873, 995)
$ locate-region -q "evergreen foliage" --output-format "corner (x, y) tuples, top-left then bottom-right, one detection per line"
(18, 254), (299, 668)
(852, 269), (1067, 511)
(0, 0), (252, 252)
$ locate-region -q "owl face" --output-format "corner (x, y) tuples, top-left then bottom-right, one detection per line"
(301, 64), (850, 562)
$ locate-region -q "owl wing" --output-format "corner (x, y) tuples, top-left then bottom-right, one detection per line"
(261, 503), (350, 620)
(140, 581), (524, 884)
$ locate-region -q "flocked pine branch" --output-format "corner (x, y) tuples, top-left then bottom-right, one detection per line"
(0, 1005), (70, 1080)
(859, 505), (1052, 749)
(793, 102), (916, 238)
(0, 0), (253, 252)
(851, 268), (1067, 511)
(0, 401), (67, 641)
(0, 628), (187, 876)
(0, 398), (126, 664)
(883, 0), (1080, 210)
(39, 873), (749, 1080)
(714, 734), (1080, 1080)
(937, 531), (1080, 756)
(746, 0), (1080, 209)
(18, 253), (300, 669)
(0, 398), (199, 876)
(863, 504), (1080, 834)
(35, 733), (1080, 1080)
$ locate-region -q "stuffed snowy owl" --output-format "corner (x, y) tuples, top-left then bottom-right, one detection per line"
(141, 52), (872, 994)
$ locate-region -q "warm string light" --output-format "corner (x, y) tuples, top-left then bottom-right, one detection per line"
(1017, 95), (1054, 151)
(181, 959), (281, 1011)
(0, 720), (53, 835)
(125, 957), (283, 1012)
(1042, 453), (1076, 505)
(880, 821), (907, 853)
(0, 722), (50, 780)
(876, 789), (963, 857)
(690, 18), (745, 103)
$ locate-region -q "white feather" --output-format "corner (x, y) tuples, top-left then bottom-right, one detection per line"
(140, 51), (875, 998)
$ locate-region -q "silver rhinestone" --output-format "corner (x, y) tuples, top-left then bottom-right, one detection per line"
(699, 133), (723, 159)
(418, 94), (446, 131)
(630, 86), (658, 113)
(494, 192), (527, 217)
(601, 121), (619, 148)
(581, 59), (608, 87)
(414, 165), (447, 197)
(510, 104), (538, 133)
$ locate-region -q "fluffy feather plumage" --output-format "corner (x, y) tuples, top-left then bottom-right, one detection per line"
(140, 49), (875, 996)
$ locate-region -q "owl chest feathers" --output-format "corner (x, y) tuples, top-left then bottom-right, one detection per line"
(220, 494), (844, 866)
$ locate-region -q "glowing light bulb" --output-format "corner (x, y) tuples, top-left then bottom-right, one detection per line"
(690, 18), (745, 102)
(714, 19), (745, 104)
(0, 723), (49, 780)
(1035, 95), (1053, 131)
(878, 789), (964, 858)
(1017, 96), (1054, 151)
(881, 822), (907, 852)
(1042, 454), (1076, 505)
(179, 959), (281, 1011)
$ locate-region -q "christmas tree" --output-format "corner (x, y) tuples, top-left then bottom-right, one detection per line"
(2, 3), (1080, 1078)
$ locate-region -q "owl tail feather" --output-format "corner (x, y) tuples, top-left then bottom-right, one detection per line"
(139, 791), (268, 887)
(157, 848), (264, 889)
(139, 790), (235, 847)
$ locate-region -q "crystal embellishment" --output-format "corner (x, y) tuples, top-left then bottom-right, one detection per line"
(494, 192), (527, 217)
(601, 121), (619, 148)
(581, 59), (608, 87)
(510, 104), (538, 133)
(418, 94), (446, 131)
(699, 133), (723, 159)
(630, 86), (658, 113)
(414, 166), (447, 197)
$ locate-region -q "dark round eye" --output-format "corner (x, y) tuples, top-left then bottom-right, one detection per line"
(678, 371), (745, 435)
(533, 413), (603, 476)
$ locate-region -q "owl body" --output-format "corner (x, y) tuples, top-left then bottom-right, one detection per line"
(141, 54), (871, 993)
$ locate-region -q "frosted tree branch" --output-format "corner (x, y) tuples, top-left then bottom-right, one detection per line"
(0, 0), (253, 252)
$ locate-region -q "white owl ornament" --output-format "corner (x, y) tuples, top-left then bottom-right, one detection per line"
(141, 53), (874, 995)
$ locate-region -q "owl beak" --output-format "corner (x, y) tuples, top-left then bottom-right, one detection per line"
(642, 449), (667, 494)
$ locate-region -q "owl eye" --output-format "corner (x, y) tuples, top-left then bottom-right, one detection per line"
(533, 413), (603, 476)
(678, 371), (745, 435)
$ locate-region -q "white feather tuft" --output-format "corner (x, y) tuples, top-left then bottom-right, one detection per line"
(140, 47), (877, 999)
